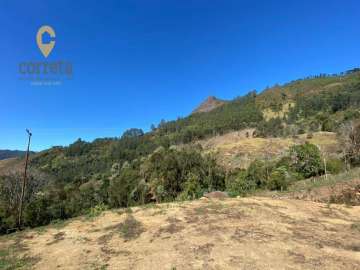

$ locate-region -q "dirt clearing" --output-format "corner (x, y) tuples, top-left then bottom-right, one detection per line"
(1, 197), (360, 269)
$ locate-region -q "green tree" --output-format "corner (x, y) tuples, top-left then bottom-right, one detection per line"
(226, 170), (256, 196)
(289, 143), (322, 178)
(121, 128), (144, 139)
(246, 160), (268, 188)
(109, 166), (140, 207)
(267, 166), (289, 191)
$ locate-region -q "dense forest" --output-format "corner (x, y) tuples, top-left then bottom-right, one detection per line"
(1, 68), (360, 233)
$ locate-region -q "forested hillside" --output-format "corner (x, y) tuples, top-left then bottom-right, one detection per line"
(0, 150), (29, 160)
(1, 68), (360, 233)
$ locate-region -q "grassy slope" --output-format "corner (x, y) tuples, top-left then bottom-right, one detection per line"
(255, 72), (360, 109)
(0, 158), (22, 175)
(0, 150), (27, 161)
(284, 167), (360, 203)
(198, 131), (339, 169)
(1, 197), (360, 270)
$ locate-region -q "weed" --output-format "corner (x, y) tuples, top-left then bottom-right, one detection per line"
(193, 202), (226, 215)
(49, 219), (68, 230)
(151, 209), (166, 216)
(89, 261), (108, 270)
(118, 215), (144, 240)
(34, 226), (47, 235)
(289, 167), (360, 193)
(0, 247), (40, 269)
(125, 207), (133, 214)
(141, 203), (159, 210)
(86, 203), (108, 220)
(351, 222), (360, 232)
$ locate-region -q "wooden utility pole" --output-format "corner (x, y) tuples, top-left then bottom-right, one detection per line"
(18, 129), (32, 228)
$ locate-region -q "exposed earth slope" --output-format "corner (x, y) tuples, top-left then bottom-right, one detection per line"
(192, 96), (227, 114)
(1, 197), (360, 270)
(199, 131), (339, 169)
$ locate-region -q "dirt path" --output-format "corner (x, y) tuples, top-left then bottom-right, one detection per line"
(1, 197), (360, 270)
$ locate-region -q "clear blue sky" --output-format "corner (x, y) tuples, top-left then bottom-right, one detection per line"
(1, 0), (359, 151)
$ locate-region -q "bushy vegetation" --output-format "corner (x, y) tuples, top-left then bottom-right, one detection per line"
(2, 141), (330, 233)
(226, 142), (327, 195)
(289, 143), (323, 178)
(0, 146), (226, 233)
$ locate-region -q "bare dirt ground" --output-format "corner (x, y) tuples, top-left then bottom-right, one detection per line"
(1, 197), (360, 270)
(198, 131), (340, 169)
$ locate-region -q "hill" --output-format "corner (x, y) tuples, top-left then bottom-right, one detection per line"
(1, 67), (360, 234)
(0, 150), (28, 160)
(0, 158), (21, 174)
(157, 68), (360, 144)
(198, 131), (340, 169)
(192, 96), (227, 114)
(1, 196), (359, 269)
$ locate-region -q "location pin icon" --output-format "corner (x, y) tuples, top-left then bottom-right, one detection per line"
(36, 26), (56, 58)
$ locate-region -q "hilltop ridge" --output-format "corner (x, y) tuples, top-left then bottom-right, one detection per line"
(0, 149), (29, 160)
(192, 96), (227, 114)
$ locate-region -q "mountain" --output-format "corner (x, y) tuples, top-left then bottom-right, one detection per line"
(24, 68), (360, 183)
(0, 150), (28, 160)
(192, 96), (227, 113)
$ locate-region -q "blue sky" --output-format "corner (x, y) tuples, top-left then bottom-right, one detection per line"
(1, 0), (359, 151)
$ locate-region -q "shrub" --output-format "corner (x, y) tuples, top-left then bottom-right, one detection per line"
(276, 156), (292, 169)
(87, 203), (108, 218)
(178, 173), (203, 201)
(109, 167), (140, 207)
(226, 170), (256, 196)
(289, 142), (322, 178)
(246, 160), (268, 188)
(351, 222), (360, 232)
(24, 195), (52, 227)
(325, 158), (345, 174)
(143, 147), (225, 202)
(321, 118), (336, 132)
(344, 110), (360, 121)
(118, 214), (144, 240)
(256, 118), (284, 137)
(329, 185), (360, 206)
(267, 166), (289, 191)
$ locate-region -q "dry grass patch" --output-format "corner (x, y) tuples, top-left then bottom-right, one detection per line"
(351, 222), (360, 232)
(199, 130), (339, 169)
(117, 214), (144, 241)
(0, 237), (40, 270)
(1, 197), (360, 269)
(46, 231), (66, 245)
